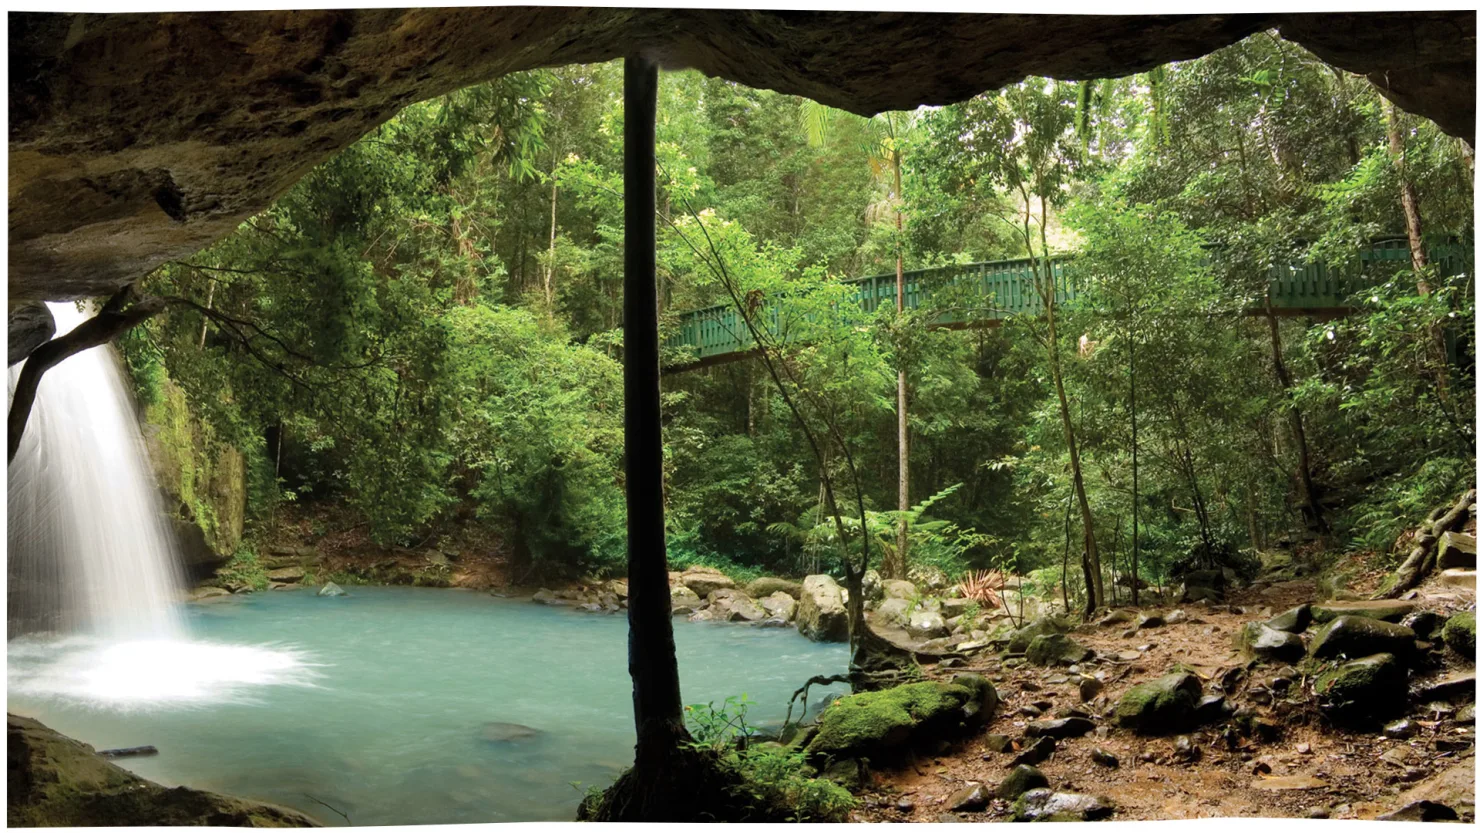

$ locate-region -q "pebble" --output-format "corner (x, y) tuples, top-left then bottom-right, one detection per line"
(1296, 743), (1311, 754)
(1383, 719), (1418, 740)
(895, 797), (915, 813)
(1079, 677), (1104, 702)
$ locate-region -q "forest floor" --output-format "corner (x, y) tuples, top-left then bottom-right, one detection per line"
(852, 572), (1476, 822)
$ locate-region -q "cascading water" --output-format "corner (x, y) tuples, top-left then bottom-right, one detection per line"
(8, 302), (312, 709)
(9, 302), (188, 641)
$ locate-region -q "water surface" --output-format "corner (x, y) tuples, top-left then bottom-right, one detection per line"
(8, 587), (847, 825)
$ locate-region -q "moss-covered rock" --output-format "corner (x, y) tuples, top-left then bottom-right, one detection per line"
(1310, 600), (1417, 625)
(747, 577), (802, 599)
(996, 764), (1049, 799)
(1309, 615), (1416, 661)
(1007, 615), (1073, 653)
(1025, 633), (1091, 666)
(949, 672), (1000, 731)
(805, 681), (979, 762)
(8, 714), (316, 827)
(1443, 611), (1476, 662)
(1314, 653), (1408, 723)
(1236, 622), (1306, 663)
(1009, 788), (1115, 822)
(1113, 671), (1202, 733)
(1266, 604), (1312, 633)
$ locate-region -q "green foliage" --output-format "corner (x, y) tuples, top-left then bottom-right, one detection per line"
(216, 545), (269, 592)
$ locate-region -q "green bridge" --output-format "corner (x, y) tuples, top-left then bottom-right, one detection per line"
(665, 237), (1473, 371)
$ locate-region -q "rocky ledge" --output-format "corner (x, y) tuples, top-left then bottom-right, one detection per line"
(7, 714), (318, 827)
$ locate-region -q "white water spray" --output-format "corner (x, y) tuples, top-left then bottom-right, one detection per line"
(8, 302), (313, 709)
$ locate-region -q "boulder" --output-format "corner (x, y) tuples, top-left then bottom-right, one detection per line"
(804, 680), (978, 762)
(707, 589), (767, 622)
(1237, 622), (1306, 663)
(1436, 531), (1477, 570)
(1401, 610), (1443, 639)
(861, 569), (884, 602)
(941, 597), (976, 617)
(873, 597), (911, 628)
(760, 591), (798, 622)
(946, 782), (989, 812)
(1007, 615), (1073, 653)
(1114, 671), (1202, 733)
(882, 579), (918, 600)
(680, 568), (735, 598)
(1267, 604), (1313, 633)
(949, 673), (1000, 730)
(1010, 789), (1114, 822)
(996, 765), (1049, 800)
(1309, 615), (1416, 661)
(1024, 717), (1096, 739)
(1443, 611), (1475, 661)
(1310, 599), (1416, 625)
(7, 715), (314, 827)
(188, 586), (231, 601)
(1025, 633), (1090, 666)
(1177, 569), (1226, 603)
(1010, 736), (1057, 767)
(1439, 569), (1477, 590)
(1314, 653), (1408, 723)
(670, 584), (702, 615)
(531, 588), (563, 605)
(316, 582), (346, 597)
(906, 610), (950, 640)
(747, 577), (802, 599)
(796, 575), (850, 643)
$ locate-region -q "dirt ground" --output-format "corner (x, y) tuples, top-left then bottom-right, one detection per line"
(852, 575), (1476, 822)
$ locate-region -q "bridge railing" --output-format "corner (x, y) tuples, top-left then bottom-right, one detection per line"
(667, 238), (1472, 365)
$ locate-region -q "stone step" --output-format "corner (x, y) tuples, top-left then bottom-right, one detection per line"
(1439, 569), (1476, 591)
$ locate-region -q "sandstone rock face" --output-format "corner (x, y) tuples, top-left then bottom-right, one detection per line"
(8, 11), (1472, 319)
(8, 714), (317, 827)
(796, 574), (849, 643)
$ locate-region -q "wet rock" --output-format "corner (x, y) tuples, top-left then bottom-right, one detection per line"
(1010, 789), (1114, 822)
(946, 782), (989, 812)
(1416, 672), (1476, 703)
(316, 582), (346, 597)
(1025, 633), (1091, 666)
(760, 591), (797, 622)
(1442, 611), (1475, 661)
(907, 609), (950, 639)
(1113, 671), (1202, 734)
(796, 574), (849, 643)
(747, 577), (802, 599)
(1310, 600), (1416, 625)
(1314, 652), (1408, 723)
(1309, 615), (1416, 661)
(1090, 747), (1120, 768)
(997, 764), (1049, 799)
(1400, 610), (1443, 640)
(670, 584), (701, 615)
(1436, 531), (1477, 570)
(1010, 736), (1057, 767)
(532, 588), (563, 605)
(189, 585), (232, 601)
(1025, 717), (1096, 740)
(1266, 604), (1313, 634)
(1237, 622), (1306, 663)
(707, 588), (768, 622)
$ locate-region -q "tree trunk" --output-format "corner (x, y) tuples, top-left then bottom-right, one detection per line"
(620, 53), (690, 805)
(1128, 324), (1140, 606)
(545, 172), (559, 312)
(1264, 297), (1328, 534)
(198, 281), (215, 350)
(890, 151), (911, 581)
(1383, 96), (1431, 292)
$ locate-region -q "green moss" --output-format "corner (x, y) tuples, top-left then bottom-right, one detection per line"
(1314, 652), (1406, 722)
(1114, 672), (1201, 733)
(1443, 611), (1476, 661)
(139, 374), (247, 560)
(215, 545), (269, 592)
(806, 681), (971, 760)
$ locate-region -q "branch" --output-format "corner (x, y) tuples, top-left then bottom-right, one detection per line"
(9, 288), (165, 462)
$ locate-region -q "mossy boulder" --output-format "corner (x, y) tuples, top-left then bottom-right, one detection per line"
(1025, 633), (1091, 666)
(805, 680), (989, 763)
(1309, 615), (1416, 661)
(1443, 611), (1476, 662)
(949, 672), (1000, 730)
(1314, 653), (1408, 723)
(1310, 600), (1416, 625)
(1009, 789), (1114, 822)
(1113, 671), (1202, 733)
(997, 764), (1049, 799)
(1436, 532), (1478, 570)
(1236, 622), (1306, 663)
(1007, 615), (1073, 653)
(8, 714), (316, 827)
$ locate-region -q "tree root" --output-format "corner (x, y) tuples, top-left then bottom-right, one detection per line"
(1379, 489), (1475, 598)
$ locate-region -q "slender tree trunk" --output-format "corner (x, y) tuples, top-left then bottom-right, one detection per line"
(1128, 321), (1140, 606)
(1383, 96), (1431, 292)
(1264, 297), (1328, 534)
(198, 281), (215, 350)
(621, 53), (690, 791)
(890, 151), (911, 580)
(545, 169), (559, 312)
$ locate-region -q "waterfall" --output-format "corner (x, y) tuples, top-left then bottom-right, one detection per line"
(9, 302), (187, 641)
(8, 303), (314, 709)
